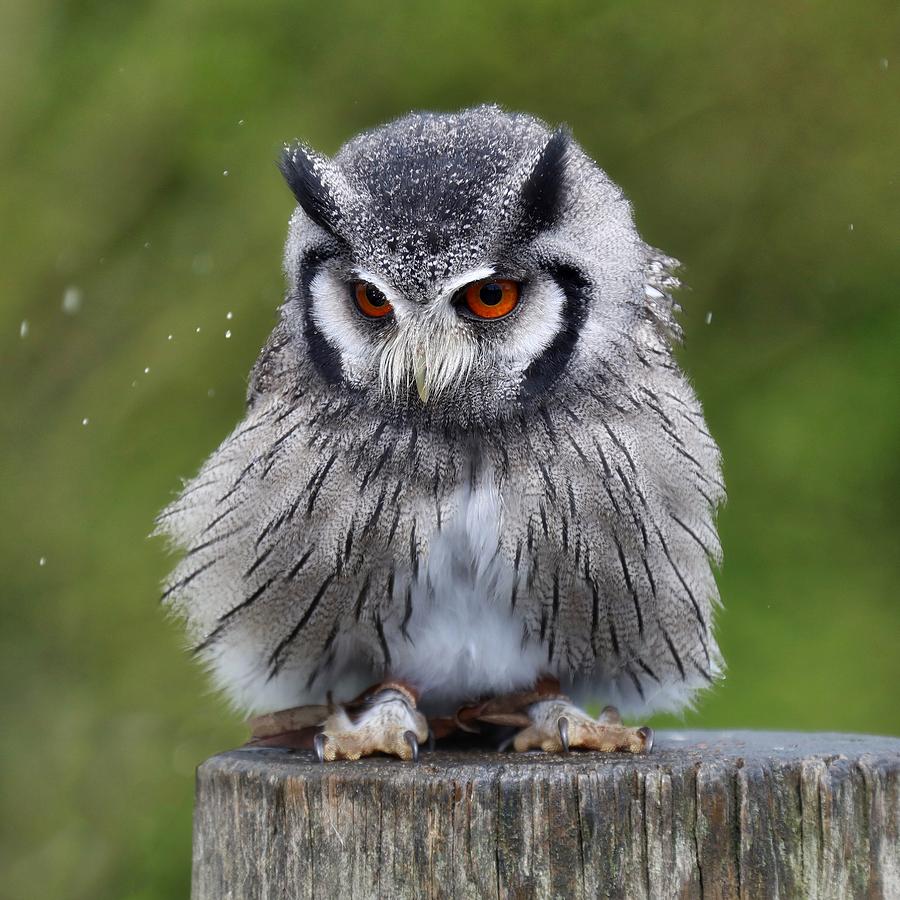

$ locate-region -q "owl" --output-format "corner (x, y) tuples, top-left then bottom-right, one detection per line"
(157, 106), (724, 761)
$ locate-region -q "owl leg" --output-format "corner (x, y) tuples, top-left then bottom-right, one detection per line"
(512, 698), (653, 754)
(315, 681), (430, 762)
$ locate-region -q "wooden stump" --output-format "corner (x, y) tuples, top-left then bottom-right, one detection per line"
(192, 730), (899, 899)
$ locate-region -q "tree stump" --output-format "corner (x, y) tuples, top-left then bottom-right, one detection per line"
(192, 730), (899, 899)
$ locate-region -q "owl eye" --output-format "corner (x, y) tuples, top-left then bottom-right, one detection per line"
(461, 278), (521, 320)
(353, 282), (393, 318)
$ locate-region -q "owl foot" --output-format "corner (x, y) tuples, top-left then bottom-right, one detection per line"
(511, 699), (653, 754)
(315, 682), (430, 762)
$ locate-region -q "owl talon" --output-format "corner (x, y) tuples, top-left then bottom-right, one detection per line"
(513, 699), (651, 754)
(558, 715), (570, 752)
(316, 683), (429, 762)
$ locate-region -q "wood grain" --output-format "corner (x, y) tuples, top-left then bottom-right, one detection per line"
(192, 730), (900, 899)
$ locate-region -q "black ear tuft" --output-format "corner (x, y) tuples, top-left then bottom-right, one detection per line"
(518, 127), (570, 237)
(278, 144), (341, 236)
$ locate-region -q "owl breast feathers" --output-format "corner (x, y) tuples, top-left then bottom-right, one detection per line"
(157, 106), (725, 717)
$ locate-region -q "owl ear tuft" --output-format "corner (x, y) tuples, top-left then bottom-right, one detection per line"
(278, 144), (342, 237)
(518, 127), (571, 237)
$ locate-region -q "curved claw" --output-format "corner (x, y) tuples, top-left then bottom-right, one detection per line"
(313, 731), (327, 763)
(637, 726), (654, 754)
(557, 715), (570, 752)
(404, 730), (419, 762)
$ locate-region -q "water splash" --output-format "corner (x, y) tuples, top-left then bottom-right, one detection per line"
(62, 286), (83, 314)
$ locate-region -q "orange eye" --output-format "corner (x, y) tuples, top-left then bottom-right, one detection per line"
(462, 278), (521, 319)
(354, 282), (393, 318)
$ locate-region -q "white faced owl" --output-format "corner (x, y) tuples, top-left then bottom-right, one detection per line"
(158, 106), (724, 760)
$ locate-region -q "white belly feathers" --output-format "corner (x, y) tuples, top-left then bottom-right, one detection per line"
(389, 471), (547, 712)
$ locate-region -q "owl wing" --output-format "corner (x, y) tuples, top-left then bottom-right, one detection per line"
(156, 364), (465, 711)
(489, 315), (725, 715)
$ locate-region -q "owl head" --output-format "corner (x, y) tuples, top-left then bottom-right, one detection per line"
(276, 105), (663, 429)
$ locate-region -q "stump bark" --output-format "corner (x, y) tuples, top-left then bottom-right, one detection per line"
(192, 730), (900, 899)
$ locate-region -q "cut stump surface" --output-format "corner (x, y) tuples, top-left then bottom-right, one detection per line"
(192, 729), (900, 899)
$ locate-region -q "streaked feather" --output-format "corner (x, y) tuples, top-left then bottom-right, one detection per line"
(157, 107), (725, 717)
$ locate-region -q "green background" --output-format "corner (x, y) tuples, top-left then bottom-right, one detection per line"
(2, 1), (898, 897)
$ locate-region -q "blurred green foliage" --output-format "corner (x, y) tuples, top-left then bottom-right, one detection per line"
(1, 1), (898, 897)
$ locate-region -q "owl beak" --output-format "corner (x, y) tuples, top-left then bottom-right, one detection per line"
(414, 349), (429, 404)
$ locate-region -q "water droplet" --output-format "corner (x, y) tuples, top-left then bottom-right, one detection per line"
(19, 320), (29, 338)
(167, 334), (173, 341)
(238, 119), (245, 125)
(82, 417), (89, 426)
(848, 223), (854, 231)
(207, 388), (216, 398)
(131, 381), (137, 388)
(144, 367), (150, 374)
(705, 311), (713, 325)
(225, 330), (232, 339)
(223, 170), (229, 177)
(195, 326), (202, 333)
(144, 241), (151, 249)
(39, 557), (46, 567)
(62, 285), (83, 314)
(226, 311), (233, 320)
(880, 57), (889, 71)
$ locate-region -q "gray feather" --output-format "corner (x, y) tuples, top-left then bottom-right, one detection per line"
(157, 106), (725, 716)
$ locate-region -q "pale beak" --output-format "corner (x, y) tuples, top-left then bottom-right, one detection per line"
(414, 348), (429, 404)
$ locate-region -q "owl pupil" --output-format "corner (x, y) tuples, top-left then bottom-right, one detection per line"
(479, 282), (503, 305)
(365, 284), (386, 306)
